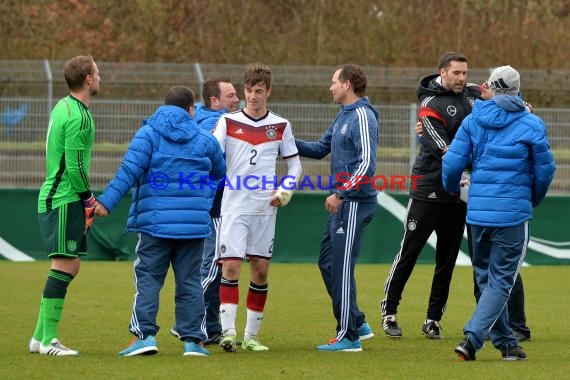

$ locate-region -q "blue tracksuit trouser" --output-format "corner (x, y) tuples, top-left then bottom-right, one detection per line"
(200, 217), (222, 337)
(467, 224), (531, 338)
(318, 200), (376, 342)
(464, 222), (528, 351)
(129, 233), (206, 342)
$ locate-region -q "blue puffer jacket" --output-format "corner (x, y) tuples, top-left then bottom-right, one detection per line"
(194, 103), (226, 132)
(442, 96), (556, 227)
(97, 105), (226, 239)
(194, 102), (228, 218)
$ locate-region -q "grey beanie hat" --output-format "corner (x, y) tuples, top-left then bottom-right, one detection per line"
(487, 65), (520, 96)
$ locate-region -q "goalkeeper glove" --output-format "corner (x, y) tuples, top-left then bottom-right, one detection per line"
(83, 194), (96, 234)
(275, 187), (294, 207)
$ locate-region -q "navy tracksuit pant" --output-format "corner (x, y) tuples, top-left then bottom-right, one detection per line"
(129, 233), (206, 342)
(464, 222), (528, 350)
(318, 200), (376, 342)
(467, 224), (531, 340)
(200, 217), (222, 337)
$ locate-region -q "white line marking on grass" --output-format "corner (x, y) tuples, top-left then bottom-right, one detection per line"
(0, 236), (35, 261)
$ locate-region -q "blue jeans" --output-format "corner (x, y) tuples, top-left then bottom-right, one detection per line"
(464, 222), (529, 351)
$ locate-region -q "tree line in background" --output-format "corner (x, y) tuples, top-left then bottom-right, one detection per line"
(1, 0), (570, 105)
(2, 0), (569, 68)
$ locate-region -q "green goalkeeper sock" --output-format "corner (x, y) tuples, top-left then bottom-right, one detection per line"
(41, 297), (65, 345)
(32, 299), (43, 341)
(40, 269), (73, 346)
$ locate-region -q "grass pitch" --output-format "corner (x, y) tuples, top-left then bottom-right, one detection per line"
(1, 262), (569, 379)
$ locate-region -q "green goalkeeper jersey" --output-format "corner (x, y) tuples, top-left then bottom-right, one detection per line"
(38, 95), (95, 213)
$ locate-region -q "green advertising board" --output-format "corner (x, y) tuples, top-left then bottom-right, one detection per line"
(0, 189), (568, 265)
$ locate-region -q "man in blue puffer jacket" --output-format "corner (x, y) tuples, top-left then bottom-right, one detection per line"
(95, 86), (226, 357)
(170, 77), (239, 345)
(442, 66), (556, 361)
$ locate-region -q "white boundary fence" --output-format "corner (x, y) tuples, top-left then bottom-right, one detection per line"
(1, 97), (568, 193)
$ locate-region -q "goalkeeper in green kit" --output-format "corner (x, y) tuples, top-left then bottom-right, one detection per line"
(29, 55), (101, 356)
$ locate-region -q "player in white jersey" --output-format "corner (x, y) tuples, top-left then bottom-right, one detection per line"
(216, 111), (298, 215)
(213, 63), (301, 352)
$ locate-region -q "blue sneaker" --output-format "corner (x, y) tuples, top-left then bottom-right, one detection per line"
(183, 341), (210, 357)
(358, 322), (375, 341)
(118, 336), (158, 357)
(316, 338), (362, 352)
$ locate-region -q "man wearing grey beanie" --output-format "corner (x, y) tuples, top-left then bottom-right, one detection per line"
(443, 65), (556, 361)
(414, 63), (534, 343)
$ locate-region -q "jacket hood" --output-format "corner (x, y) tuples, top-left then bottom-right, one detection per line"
(341, 96), (380, 120)
(195, 103), (227, 127)
(146, 105), (198, 142)
(416, 73), (482, 101)
(472, 95), (527, 130)
(416, 74), (453, 99)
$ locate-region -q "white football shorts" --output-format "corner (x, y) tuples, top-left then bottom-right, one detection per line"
(217, 214), (276, 260)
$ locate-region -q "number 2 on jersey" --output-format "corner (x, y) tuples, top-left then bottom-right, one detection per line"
(249, 149), (258, 165)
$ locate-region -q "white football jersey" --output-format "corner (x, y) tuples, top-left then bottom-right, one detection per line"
(213, 109), (298, 215)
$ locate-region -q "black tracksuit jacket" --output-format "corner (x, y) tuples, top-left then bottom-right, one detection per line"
(410, 74), (481, 202)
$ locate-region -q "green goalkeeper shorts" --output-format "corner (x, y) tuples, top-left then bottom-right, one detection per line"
(38, 200), (87, 258)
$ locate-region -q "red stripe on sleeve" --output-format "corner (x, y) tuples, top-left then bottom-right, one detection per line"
(418, 107), (447, 127)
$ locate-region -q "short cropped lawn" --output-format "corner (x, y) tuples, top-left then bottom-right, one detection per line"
(1, 262), (569, 379)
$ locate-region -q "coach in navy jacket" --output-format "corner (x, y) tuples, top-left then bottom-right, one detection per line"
(296, 98), (378, 201)
(443, 66), (555, 361)
(96, 86), (226, 357)
(296, 64), (379, 352)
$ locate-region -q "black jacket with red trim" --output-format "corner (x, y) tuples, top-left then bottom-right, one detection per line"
(410, 74), (481, 202)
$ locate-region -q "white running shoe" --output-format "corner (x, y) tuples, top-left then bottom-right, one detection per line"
(39, 338), (79, 356)
(29, 337), (41, 353)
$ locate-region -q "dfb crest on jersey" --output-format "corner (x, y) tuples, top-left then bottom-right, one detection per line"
(407, 219), (418, 231)
(340, 124), (348, 134)
(67, 239), (77, 252)
(447, 105), (457, 116)
(266, 126), (277, 140)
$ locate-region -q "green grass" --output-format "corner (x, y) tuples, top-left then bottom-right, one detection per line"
(1, 262), (570, 379)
